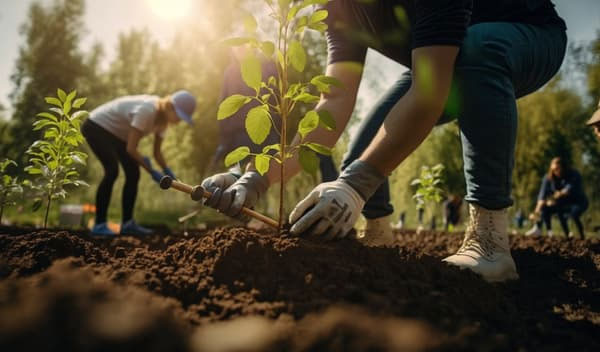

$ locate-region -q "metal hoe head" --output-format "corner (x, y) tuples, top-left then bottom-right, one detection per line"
(159, 176), (173, 190)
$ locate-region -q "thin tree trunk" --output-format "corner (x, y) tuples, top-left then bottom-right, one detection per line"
(44, 195), (51, 228)
(279, 114), (287, 231)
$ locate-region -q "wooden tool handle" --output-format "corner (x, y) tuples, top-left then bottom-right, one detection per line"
(161, 177), (279, 229)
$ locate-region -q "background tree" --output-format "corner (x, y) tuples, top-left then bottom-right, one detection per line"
(4, 0), (90, 166)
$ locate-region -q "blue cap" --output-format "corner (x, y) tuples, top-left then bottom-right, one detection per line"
(171, 90), (196, 125)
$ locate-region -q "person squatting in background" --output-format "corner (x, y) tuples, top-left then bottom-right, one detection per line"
(526, 157), (588, 239)
(82, 91), (196, 236)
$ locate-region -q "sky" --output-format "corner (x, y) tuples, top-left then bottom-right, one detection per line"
(0, 0), (599, 117)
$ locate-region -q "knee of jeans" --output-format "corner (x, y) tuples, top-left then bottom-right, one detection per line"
(455, 26), (510, 73)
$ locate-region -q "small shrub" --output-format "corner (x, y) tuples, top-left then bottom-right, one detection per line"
(24, 89), (89, 228)
(411, 164), (445, 229)
(0, 159), (23, 223)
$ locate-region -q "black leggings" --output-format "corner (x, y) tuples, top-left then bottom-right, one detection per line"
(82, 119), (140, 224)
(538, 201), (588, 239)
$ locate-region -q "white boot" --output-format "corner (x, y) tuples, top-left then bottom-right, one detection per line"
(443, 204), (519, 282)
(357, 215), (395, 247)
(525, 224), (541, 237)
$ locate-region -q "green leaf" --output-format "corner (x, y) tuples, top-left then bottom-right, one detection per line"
(49, 107), (63, 116)
(241, 53), (262, 93)
(293, 92), (320, 104)
(299, 147), (319, 174)
(262, 144), (281, 154)
(295, 16), (308, 33)
(309, 9), (328, 23)
(308, 22), (328, 33)
(410, 179), (421, 186)
(285, 83), (302, 98)
(268, 76), (277, 87)
(66, 90), (77, 104)
(310, 75), (342, 94)
(305, 142), (331, 156)
(32, 120), (55, 131)
(261, 41), (275, 58)
(217, 95), (251, 120)
(255, 154), (270, 175)
(243, 13), (258, 33)
(288, 5), (299, 21)
(298, 110), (319, 139)
(25, 166), (42, 175)
(245, 106), (272, 145)
(72, 97), (87, 108)
(32, 198), (43, 212)
(288, 40), (306, 72)
(260, 94), (271, 103)
(63, 100), (72, 115)
(45, 97), (62, 108)
(276, 50), (285, 70)
(57, 89), (67, 102)
(36, 112), (58, 122)
(318, 110), (336, 130)
(74, 180), (90, 187)
(225, 146), (250, 167)
(70, 110), (89, 121)
(44, 129), (58, 139)
(71, 154), (85, 165)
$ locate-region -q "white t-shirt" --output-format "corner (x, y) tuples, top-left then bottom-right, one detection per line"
(89, 95), (165, 141)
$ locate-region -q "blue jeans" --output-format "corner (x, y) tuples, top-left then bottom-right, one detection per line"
(341, 22), (567, 218)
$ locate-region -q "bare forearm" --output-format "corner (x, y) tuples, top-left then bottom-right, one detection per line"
(360, 91), (441, 175)
(154, 151), (167, 170)
(128, 148), (152, 173)
(359, 46), (458, 175)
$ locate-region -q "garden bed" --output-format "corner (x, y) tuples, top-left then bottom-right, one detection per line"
(0, 226), (598, 351)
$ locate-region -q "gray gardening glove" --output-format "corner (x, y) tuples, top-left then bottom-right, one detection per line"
(209, 171), (269, 218)
(289, 160), (385, 239)
(201, 171), (240, 208)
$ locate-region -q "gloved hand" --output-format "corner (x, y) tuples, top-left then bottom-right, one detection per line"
(201, 171), (240, 206)
(202, 171), (269, 218)
(142, 156), (154, 170)
(289, 160), (385, 238)
(289, 180), (364, 238)
(150, 169), (163, 183)
(163, 167), (176, 180)
(142, 156), (163, 183)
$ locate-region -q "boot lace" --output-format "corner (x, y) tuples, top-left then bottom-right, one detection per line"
(457, 208), (498, 259)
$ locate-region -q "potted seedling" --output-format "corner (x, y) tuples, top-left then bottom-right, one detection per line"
(24, 89), (89, 228)
(218, 0), (339, 230)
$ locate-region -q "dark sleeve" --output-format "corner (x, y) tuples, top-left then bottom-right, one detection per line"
(563, 171), (581, 194)
(537, 177), (550, 201)
(323, 0), (368, 65)
(412, 0), (473, 49)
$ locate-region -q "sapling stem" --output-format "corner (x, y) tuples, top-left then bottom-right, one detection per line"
(44, 195), (51, 229)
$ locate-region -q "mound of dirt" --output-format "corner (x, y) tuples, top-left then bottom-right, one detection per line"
(0, 258), (189, 352)
(0, 226), (598, 351)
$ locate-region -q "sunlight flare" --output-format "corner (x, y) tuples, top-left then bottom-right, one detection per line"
(147, 0), (193, 20)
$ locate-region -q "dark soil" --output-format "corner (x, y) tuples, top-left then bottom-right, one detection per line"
(0, 226), (598, 351)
